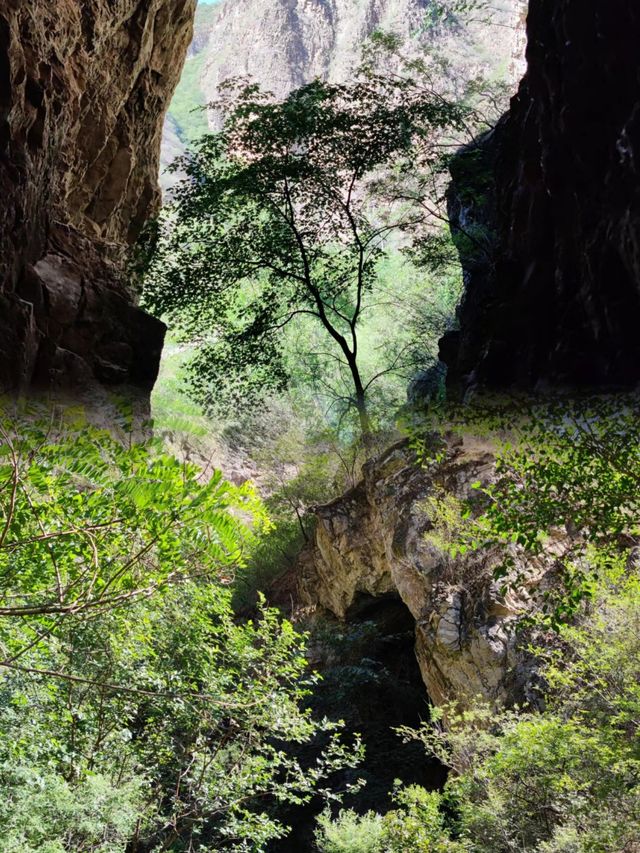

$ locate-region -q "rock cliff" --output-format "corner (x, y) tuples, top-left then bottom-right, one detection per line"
(201, 0), (431, 107)
(290, 436), (560, 710)
(162, 0), (525, 172)
(442, 0), (640, 390)
(0, 0), (196, 394)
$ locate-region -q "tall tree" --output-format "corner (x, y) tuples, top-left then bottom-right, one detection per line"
(143, 72), (465, 438)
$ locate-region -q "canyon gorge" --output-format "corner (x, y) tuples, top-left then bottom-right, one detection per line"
(0, 1), (639, 849)
(2, 0), (639, 709)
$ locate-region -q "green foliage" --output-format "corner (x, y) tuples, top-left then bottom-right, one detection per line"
(315, 786), (463, 852)
(315, 808), (385, 853)
(0, 768), (143, 853)
(468, 397), (640, 555)
(148, 349), (370, 609)
(420, 490), (470, 557)
(412, 395), (640, 622)
(443, 568), (639, 851)
(381, 785), (462, 852)
(0, 408), (363, 850)
(150, 338), (214, 439)
(144, 64), (467, 435)
(0, 406), (263, 630)
(167, 52), (209, 144)
(321, 566), (640, 853)
(224, 402), (359, 606)
(165, 3), (220, 146)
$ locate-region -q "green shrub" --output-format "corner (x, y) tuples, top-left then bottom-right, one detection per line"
(0, 408), (362, 850)
(382, 786), (463, 852)
(393, 551), (640, 852)
(315, 809), (385, 853)
(314, 787), (465, 853)
(0, 768), (143, 852)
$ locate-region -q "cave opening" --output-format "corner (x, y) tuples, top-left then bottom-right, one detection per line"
(273, 592), (447, 851)
(323, 592), (448, 805)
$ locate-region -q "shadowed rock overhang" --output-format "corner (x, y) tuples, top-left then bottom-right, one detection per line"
(442, 0), (640, 391)
(0, 0), (197, 396)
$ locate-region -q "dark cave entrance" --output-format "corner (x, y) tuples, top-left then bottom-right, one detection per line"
(273, 593), (447, 851)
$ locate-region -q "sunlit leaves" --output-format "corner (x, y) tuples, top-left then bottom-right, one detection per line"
(414, 395), (640, 624)
(0, 409), (264, 636)
(0, 408), (362, 850)
(143, 68), (466, 423)
(399, 567), (640, 852)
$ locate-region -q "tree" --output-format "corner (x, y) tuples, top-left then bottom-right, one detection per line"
(143, 73), (466, 439)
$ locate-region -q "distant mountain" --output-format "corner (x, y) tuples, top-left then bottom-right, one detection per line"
(160, 0), (526, 189)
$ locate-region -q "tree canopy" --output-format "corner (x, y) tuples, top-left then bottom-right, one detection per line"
(143, 71), (466, 436)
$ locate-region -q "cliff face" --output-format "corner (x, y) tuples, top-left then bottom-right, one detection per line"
(162, 0), (525, 175)
(0, 0), (196, 394)
(290, 438), (560, 710)
(443, 0), (640, 390)
(200, 0), (430, 106)
(288, 0), (640, 716)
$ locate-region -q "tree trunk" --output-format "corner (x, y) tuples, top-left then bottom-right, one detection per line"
(346, 354), (371, 442)
(355, 391), (371, 439)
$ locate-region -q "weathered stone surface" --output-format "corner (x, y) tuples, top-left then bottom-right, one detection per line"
(201, 0), (433, 110)
(291, 436), (561, 710)
(442, 0), (640, 390)
(163, 0), (524, 145)
(0, 0), (196, 394)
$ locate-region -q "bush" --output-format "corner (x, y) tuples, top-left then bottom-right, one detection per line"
(314, 786), (466, 853)
(382, 786), (462, 852)
(315, 809), (385, 853)
(0, 768), (144, 853)
(0, 408), (362, 851)
(396, 545), (640, 850)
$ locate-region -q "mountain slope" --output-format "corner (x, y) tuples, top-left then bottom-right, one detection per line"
(160, 0), (526, 185)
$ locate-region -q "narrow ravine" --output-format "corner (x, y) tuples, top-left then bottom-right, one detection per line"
(1, 0), (639, 850)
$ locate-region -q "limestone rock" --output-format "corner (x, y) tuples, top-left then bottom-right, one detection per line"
(0, 0), (197, 394)
(442, 0), (640, 390)
(201, 0), (433, 110)
(163, 0), (525, 144)
(292, 436), (562, 710)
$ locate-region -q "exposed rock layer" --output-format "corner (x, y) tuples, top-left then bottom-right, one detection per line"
(0, 0), (196, 394)
(162, 0), (525, 169)
(290, 437), (558, 709)
(201, 0), (432, 107)
(443, 0), (640, 389)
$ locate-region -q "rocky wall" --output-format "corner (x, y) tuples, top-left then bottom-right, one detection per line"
(288, 437), (563, 710)
(442, 0), (640, 390)
(0, 0), (197, 394)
